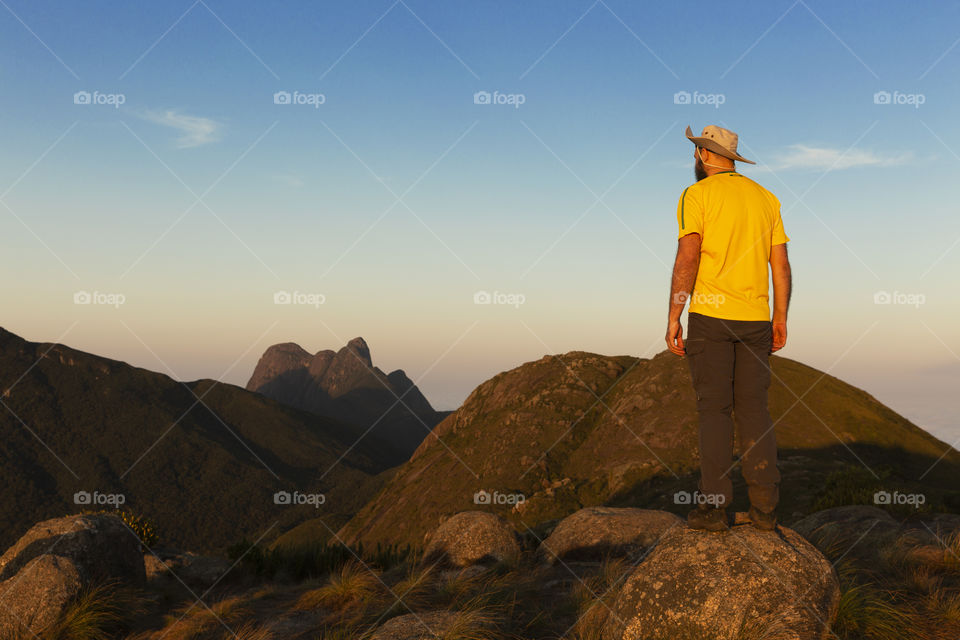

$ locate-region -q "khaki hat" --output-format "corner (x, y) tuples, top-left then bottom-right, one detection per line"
(685, 125), (755, 164)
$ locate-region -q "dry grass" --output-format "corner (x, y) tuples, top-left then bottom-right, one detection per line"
(292, 558), (385, 612)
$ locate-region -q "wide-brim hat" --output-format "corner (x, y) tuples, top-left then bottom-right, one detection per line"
(685, 125), (755, 164)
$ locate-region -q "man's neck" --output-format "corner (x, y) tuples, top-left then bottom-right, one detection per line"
(704, 165), (735, 177)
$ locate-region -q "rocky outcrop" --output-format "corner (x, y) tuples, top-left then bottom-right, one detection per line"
(538, 507), (683, 564)
(420, 511), (522, 569)
(247, 337), (449, 462)
(338, 347), (960, 552)
(143, 547), (231, 588)
(0, 513), (145, 635)
(603, 513), (840, 640)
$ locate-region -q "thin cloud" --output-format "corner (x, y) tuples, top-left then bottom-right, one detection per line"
(272, 174), (304, 187)
(764, 144), (914, 171)
(140, 109), (222, 148)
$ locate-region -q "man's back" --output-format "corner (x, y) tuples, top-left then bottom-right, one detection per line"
(677, 171), (788, 321)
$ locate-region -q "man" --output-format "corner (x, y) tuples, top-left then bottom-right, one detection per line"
(665, 125), (792, 532)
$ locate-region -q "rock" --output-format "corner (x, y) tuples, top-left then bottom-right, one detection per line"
(0, 513), (145, 635)
(538, 507), (683, 564)
(369, 610), (494, 640)
(420, 511), (521, 569)
(603, 515), (840, 640)
(0, 554), (83, 633)
(143, 548), (231, 587)
(790, 505), (898, 541)
(0, 513), (145, 585)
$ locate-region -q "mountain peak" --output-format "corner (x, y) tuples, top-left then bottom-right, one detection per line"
(343, 337), (371, 367)
(246, 335), (448, 463)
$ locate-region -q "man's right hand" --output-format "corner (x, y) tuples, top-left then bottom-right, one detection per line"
(771, 321), (787, 352)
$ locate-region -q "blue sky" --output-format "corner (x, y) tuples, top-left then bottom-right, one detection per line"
(1, 1), (958, 445)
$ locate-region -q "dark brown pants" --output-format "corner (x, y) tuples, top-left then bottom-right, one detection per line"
(685, 311), (780, 512)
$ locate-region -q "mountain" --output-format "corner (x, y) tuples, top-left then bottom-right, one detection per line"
(246, 337), (451, 464)
(0, 327), (396, 553)
(335, 349), (960, 550)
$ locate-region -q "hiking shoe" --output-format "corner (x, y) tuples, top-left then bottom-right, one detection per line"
(686, 505), (728, 531)
(748, 505), (778, 531)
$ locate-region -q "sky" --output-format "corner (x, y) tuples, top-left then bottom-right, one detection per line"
(1, 1), (958, 446)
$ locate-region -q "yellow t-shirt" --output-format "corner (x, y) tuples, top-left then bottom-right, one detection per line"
(676, 171), (789, 321)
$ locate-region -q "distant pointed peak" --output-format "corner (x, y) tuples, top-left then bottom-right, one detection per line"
(343, 337), (372, 366)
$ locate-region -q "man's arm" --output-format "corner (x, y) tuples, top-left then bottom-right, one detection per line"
(666, 232), (701, 356)
(770, 242), (791, 352)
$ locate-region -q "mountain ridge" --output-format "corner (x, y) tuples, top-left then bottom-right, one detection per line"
(0, 326), (397, 553)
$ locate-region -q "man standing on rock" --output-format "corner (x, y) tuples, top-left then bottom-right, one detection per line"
(665, 125), (792, 532)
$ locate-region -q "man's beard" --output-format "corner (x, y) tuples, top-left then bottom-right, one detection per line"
(694, 156), (707, 182)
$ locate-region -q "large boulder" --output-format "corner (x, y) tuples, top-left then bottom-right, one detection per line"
(420, 511), (521, 568)
(0, 513), (145, 635)
(602, 514), (840, 640)
(538, 507), (682, 564)
(0, 555), (83, 632)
